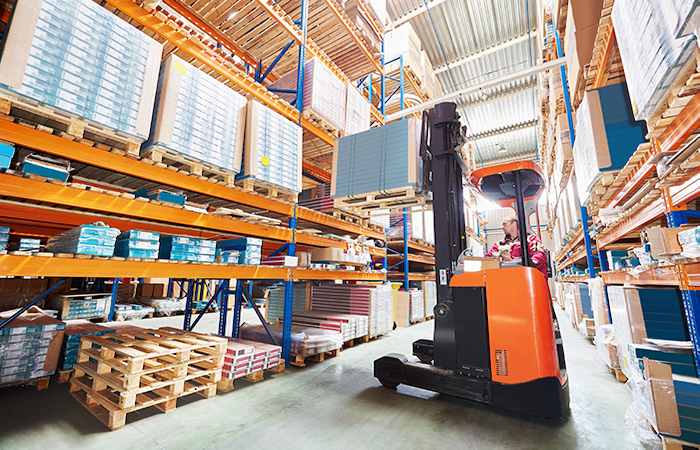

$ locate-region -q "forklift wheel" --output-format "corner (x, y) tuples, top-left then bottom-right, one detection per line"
(379, 379), (399, 389)
(417, 356), (433, 364)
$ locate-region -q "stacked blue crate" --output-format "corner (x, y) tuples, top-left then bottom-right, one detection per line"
(577, 283), (593, 319)
(670, 375), (700, 445)
(46, 224), (120, 256)
(638, 288), (689, 342)
(159, 235), (215, 262)
(216, 238), (262, 265)
(0, 0), (162, 139)
(331, 117), (422, 199)
(18, 155), (70, 182)
(239, 101), (302, 193)
(18, 238), (41, 252)
(216, 249), (241, 264)
(59, 322), (114, 372)
(0, 142), (14, 169)
(132, 189), (186, 205)
(115, 230), (160, 259)
(573, 82), (648, 202)
(0, 226), (9, 251)
(145, 54), (246, 173)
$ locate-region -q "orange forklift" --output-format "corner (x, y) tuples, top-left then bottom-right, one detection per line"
(374, 102), (569, 419)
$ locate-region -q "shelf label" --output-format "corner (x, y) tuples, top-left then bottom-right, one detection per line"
(439, 269), (447, 285)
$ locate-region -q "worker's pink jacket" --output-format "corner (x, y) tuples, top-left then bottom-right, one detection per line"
(486, 234), (548, 276)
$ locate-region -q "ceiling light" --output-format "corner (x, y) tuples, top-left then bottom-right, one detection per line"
(498, 145), (507, 154)
(228, 11), (237, 21)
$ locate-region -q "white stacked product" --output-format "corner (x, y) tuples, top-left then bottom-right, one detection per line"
(266, 282), (307, 323)
(612, 0), (697, 121)
(291, 310), (369, 342)
(423, 281), (437, 317)
(311, 284), (392, 338)
(145, 54), (247, 173)
(344, 83), (371, 136)
(239, 101), (302, 193)
(384, 23), (422, 76)
(0, 0), (162, 140)
(388, 210), (425, 240)
(410, 289), (425, 322)
(221, 337), (282, 380)
(267, 57), (346, 131)
(240, 323), (343, 357)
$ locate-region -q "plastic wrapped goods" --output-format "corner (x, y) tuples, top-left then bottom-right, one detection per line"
(268, 58), (346, 131)
(0, 0), (162, 139)
(331, 117), (423, 199)
(240, 323), (343, 357)
(344, 83), (371, 136)
(46, 224), (120, 256)
(145, 54), (247, 173)
(612, 0), (697, 121)
(239, 101), (303, 193)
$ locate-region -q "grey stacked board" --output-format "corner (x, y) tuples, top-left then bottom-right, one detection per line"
(291, 310), (369, 343)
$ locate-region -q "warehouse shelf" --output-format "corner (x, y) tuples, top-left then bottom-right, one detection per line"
(388, 272), (436, 282)
(600, 264), (683, 287)
(387, 238), (435, 255)
(0, 121), (385, 241)
(293, 269), (385, 281)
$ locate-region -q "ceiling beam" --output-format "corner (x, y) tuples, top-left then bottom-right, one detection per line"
(387, 57), (565, 121)
(392, 0), (448, 28)
(466, 119), (537, 141)
(434, 34), (536, 74)
(483, 152), (537, 166)
(458, 80), (535, 109)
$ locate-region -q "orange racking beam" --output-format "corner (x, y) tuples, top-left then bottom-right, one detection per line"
(0, 254), (289, 279)
(161, 0), (277, 81)
(293, 269), (385, 281)
(0, 173), (293, 241)
(597, 197), (665, 248)
(658, 90), (700, 155)
(103, 0), (334, 146)
(302, 162), (332, 183)
(603, 149), (659, 209)
(323, 0), (382, 74)
(601, 265), (682, 286)
(593, 28), (615, 90)
(355, 0), (383, 37)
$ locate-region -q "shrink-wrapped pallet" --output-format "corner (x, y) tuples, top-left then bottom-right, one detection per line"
(612, 0), (697, 121)
(572, 83), (648, 203)
(239, 101), (302, 193)
(268, 58), (346, 131)
(0, 0), (162, 139)
(266, 282), (307, 323)
(331, 117), (422, 199)
(344, 83), (371, 136)
(384, 23), (422, 74)
(145, 55), (247, 173)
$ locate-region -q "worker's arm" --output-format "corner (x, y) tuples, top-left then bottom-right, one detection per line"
(527, 235), (548, 275)
(485, 241), (500, 257)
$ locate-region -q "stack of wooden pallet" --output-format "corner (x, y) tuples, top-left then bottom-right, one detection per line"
(68, 327), (226, 430)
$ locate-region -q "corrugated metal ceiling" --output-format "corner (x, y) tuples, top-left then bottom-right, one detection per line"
(387, 0), (541, 165)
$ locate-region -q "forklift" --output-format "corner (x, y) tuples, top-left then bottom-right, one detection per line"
(374, 102), (569, 419)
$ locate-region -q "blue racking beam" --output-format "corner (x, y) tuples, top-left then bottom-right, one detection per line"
(260, 40), (294, 83)
(0, 278), (68, 330)
(108, 278), (119, 322)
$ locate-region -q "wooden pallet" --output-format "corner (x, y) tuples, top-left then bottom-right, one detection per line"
(234, 177), (299, 203)
(334, 188), (429, 216)
(610, 367), (627, 383)
(0, 92), (143, 157)
(140, 147), (238, 185)
(57, 369), (73, 384)
(343, 335), (370, 348)
(302, 109), (342, 138)
(216, 359), (285, 393)
(1, 375), (51, 391)
(289, 348), (341, 367)
(410, 317), (426, 325)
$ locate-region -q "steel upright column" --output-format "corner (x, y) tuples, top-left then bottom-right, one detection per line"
(183, 280), (194, 331)
(295, 0), (308, 115)
(218, 279), (230, 336)
(108, 278), (119, 322)
(232, 279), (244, 338)
(282, 205), (298, 365)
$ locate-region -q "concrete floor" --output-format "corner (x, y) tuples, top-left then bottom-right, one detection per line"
(0, 305), (646, 449)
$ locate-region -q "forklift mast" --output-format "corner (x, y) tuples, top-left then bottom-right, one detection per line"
(420, 102), (470, 369)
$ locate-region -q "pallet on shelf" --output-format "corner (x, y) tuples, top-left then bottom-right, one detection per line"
(235, 177), (298, 204)
(140, 147), (237, 185)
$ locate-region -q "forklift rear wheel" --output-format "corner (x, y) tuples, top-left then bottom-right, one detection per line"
(417, 356), (433, 364)
(379, 379), (399, 389)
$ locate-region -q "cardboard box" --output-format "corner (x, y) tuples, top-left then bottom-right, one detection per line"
(625, 288), (648, 344)
(309, 247), (345, 263)
(644, 358), (681, 436)
(644, 226), (687, 259)
(395, 291), (411, 328)
(0, 307), (64, 373)
(461, 256), (500, 272)
(564, 0), (604, 99)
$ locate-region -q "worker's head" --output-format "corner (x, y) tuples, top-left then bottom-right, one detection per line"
(501, 216), (519, 238)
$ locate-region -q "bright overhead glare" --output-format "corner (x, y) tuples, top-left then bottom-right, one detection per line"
(228, 11), (237, 21)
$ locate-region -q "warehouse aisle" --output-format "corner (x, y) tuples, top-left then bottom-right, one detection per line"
(0, 306), (643, 450)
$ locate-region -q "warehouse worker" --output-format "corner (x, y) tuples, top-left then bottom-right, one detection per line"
(486, 215), (548, 276)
